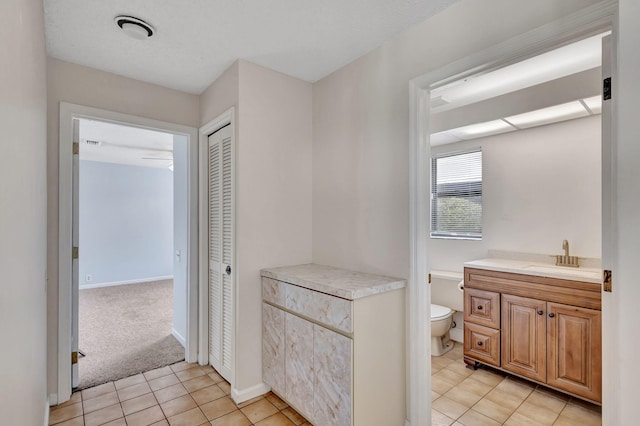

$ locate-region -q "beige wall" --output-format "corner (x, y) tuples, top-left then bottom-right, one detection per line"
(46, 58), (200, 396)
(200, 60), (313, 393)
(0, 0), (48, 424)
(311, 0), (603, 280)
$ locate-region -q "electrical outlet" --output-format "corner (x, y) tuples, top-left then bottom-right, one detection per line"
(86, 274), (92, 282)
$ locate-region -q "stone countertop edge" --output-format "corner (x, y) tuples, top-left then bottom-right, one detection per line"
(260, 263), (406, 300)
(464, 258), (602, 284)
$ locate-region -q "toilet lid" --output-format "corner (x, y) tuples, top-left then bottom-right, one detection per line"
(431, 304), (453, 320)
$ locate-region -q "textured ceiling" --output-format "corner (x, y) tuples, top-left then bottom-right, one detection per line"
(44, 0), (458, 94)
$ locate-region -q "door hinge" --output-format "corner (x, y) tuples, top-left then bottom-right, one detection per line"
(603, 77), (612, 101)
(72, 246), (79, 260)
(603, 269), (612, 292)
(71, 351), (78, 365)
(73, 142), (79, 155)
(428, 273), (431, 284)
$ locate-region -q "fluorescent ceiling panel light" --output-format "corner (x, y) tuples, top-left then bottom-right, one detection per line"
(450, 119), (515, 140)
(583, 95), (602, 114)
(430, 131), (464, 146)
(505, 101), (589, 129)
(431, 32), (608, 112)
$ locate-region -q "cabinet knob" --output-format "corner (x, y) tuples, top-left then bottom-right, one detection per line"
(548, 312), (555, 318)
(537, 310), (544, 316)
(477, 305), (483, 310)
(477, 341), (483, 346)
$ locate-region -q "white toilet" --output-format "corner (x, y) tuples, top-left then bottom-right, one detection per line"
(431, 303), (455, 356)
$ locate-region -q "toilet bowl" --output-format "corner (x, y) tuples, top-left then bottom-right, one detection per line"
(431, 303), (454, 356)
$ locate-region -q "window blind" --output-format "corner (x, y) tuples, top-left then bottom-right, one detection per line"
(431, 149), (482, 239)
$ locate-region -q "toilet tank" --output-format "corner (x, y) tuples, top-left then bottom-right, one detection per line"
(430, 271), (464, 312)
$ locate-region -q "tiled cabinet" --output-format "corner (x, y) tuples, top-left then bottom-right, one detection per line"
(261, 264), (406, 426)
(463, 267), (602, 404)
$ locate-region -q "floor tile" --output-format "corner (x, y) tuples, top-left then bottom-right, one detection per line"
(472, 397), (516, 423)
(125, 405), (166, 426)
(51, 416), (84, 426)
(170, 362), (198, 373)
(114, 373), (146, 390)
(117, 382), (152, 402)
(483, 388), (528, 411)
(470, 369), (506, 387)
(148, 374), (181, 392)
(150, 421), (170, 426)
(183, 374), (216, 393)
(280, 406), (307, 425)
(458, 409), (501, 426)
(236, 395), (264, 409)
(102, 419), (127, 426)
(494, 379), (534, 401)
(176, 367), (206, 382)
(82, 382), (116, 401)
(445, 361), (475, 378)
(566, 397), (602, 413)
(82, 391), (119, 414)
(265, 393), (288, 410)
(456, 377), (493, 397)
(504, 412), (546, 426)
(240, 399), (279, 423)
(554, 404), (602, 426)
(254, 412), (296, 426)
(160, 394), (198, 418)
(209, 410), (252, 426)
(121, 393), (159, 416)
(524, 390), (567, 414)
(50, 402), (84, 425)
(191, 385), (226, 406)
(512, 401), (559, 426)
(433, 396), (469, 419)
(154, 383), (189, 404)
(84, 403), (123, 426)
(200, 397), (237, 420)
(434, 368), (469, 386)
(208, 371), (225, 384)
(56, 392), (82, 409)
(444, 385), (485, 408)
(432, 409), (455, 426)
(432, 375), (456, 395)
(167, 407), (208, 426)
(218, 381), (231, 395)
(432, 391), (442, 401)
(144, 366), (174, 381)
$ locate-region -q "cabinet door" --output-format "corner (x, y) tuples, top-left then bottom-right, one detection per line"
(547, 303), (602, 402)
(285, 313), (315, 419)
(314, 325), (352, 426)
(262, 303), (285, 396)
(502, 294), (547, 382)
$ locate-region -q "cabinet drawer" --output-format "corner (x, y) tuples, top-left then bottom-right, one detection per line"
(464, 288), (500, 329)
(262, 277), (286, 306)
(286, 284), (352, 333)
(464, 323), (500, 367)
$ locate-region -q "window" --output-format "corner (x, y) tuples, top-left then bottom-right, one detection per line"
(431, 149), (482, 239)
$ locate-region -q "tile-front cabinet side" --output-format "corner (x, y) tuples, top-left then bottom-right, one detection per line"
(262, 303), (285, 396)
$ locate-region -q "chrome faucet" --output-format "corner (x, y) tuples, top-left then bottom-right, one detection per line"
(556, 239), (579, 267)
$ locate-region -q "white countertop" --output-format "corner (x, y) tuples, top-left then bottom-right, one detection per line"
(464, 258), (602, 283)
(260, 263), (406, 300)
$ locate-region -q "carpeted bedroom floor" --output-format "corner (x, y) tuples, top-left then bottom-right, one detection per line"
(78, 279), (185, 389)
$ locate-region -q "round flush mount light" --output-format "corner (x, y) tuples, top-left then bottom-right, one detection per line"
(114, 15), (155, 40)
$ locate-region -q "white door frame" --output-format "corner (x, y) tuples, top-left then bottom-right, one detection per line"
(407, 2), (617, 425)
(57, 102), (199, 403)
(197, 108), (236, 371)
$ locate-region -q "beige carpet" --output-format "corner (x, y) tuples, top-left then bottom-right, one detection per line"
(78, 279), (185, 389)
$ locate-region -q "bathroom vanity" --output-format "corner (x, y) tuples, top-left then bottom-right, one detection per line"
(261, 264), (406, 426)
(463, 259), (602, 404)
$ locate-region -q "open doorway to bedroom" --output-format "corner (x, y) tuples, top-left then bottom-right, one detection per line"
(75, 118), (187, 389)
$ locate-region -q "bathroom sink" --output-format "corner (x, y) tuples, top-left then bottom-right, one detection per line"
(523, 264), (600, 279)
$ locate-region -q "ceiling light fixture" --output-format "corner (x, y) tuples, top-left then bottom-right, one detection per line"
(114, 15), (155, 40)
(505, 101), (589, 129)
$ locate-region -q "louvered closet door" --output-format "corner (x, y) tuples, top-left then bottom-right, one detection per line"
(208, 124), (234, 383)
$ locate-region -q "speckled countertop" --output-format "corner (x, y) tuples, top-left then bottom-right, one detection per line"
(260, 263), (406, 300)
(464, 258), (602, 284)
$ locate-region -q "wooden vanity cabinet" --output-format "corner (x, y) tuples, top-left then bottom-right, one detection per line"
(463, 267), (602, 404)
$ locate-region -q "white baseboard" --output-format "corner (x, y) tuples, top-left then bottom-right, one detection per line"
(172, 328), (186, 348)
(79, 275), (174, 290)
(44, 396), (51, 426)
(231, 382), (270, 404)
(48, 393), (58, 406)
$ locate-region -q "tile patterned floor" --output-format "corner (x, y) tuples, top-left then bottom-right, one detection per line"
(49, 362), (311, 426)
(431, 343), (602, 426)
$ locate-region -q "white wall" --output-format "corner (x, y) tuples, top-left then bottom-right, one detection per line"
(78, 160), (174, 286)
(311, 0), (602, 279)
(172, 134), (189, 345)
(430, 115), (601, 272)
(47, 57), (199, 396)
(200, 60), (313, 394)
(0, 0), (48, 424)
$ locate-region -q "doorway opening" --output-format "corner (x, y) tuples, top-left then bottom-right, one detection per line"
(74, 119), (186, 389)
(407, 3), (616, 425)
(57, 103), (200, 403)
